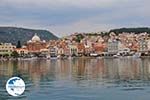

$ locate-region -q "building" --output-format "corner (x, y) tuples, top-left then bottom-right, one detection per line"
(93, 43), (105, 55)
(0, 43), (16, 56)
(68, 43), (78, 56)
(26, 33), (47, 54)
(147, 39), (150, 51)
(63, 47), (70, 56)
(15, 48), (28, 56)
(40, 49), (49, 56)
(107, 39), (119, 54)
(84, 45), (92, 56)
(57, 48), (64, 56)
(77, 43), (85, 56)
(138, 39), (148, 52)
(48, 46), (58, 57)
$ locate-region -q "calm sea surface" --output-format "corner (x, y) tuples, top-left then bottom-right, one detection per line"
(1, 58), (150, 100)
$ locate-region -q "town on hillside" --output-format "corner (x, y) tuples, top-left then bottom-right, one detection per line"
(0, 32), (150, 60)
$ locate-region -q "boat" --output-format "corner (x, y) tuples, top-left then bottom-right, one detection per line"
(90, 53), (98, 57)
(113, 55), (119, 58)
(46, 55), (51, 59)
(132, 52), (141, 58)
(50, 57), (57, 60)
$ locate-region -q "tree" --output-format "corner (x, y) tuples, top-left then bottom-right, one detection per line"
(3, 54), (9, 57)
(75, 34), (84, 43)
(11, 51), (19, 58)
(16, 40), (22, 48)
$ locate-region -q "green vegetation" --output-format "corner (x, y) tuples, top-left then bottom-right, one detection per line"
(0, 27), (58, 45)
(75, 34), (84, 43)
(109, 27), (150, 35)
(11, 51), (19, 58)
(16, 40), (22, 48)
(86, 33), (101, 36)
(85, 32), (109, 37)
(100, 32), (109, 37)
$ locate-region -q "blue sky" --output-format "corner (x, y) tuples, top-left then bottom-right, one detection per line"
(0, 0), (150, 37)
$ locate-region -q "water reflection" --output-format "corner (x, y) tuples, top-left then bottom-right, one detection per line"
(1, 58), (150, 100)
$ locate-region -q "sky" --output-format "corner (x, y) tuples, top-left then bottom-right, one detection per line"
(0, 0), (150, 37)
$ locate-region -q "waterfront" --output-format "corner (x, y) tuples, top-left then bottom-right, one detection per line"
(1, 58), (150, 100)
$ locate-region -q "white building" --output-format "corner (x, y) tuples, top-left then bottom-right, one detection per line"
(139, 39), (148, 52)
(148, 39), (150, 51)
(48, 46), (58, 57)
(68, 44), (78, 56)
(107, 39), (119, 54)
(0, 43), (16, 56)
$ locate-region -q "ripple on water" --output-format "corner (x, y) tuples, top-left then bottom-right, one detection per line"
(120, 87), (145, 91)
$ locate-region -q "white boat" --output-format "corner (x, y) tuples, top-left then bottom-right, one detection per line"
(113, 55), (119, 58)
(22, 57), (38, 60)
(133, 53), (141, 58)
(46, 55), (51, 59)
(90, 53), (98, 57)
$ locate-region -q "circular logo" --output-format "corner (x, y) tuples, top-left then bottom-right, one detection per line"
(6, 77), (25, 96)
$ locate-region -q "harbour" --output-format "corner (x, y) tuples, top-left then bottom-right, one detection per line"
(0, 58), (150, 100)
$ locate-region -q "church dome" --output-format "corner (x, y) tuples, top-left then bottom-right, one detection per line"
(32, 33), (41, 42)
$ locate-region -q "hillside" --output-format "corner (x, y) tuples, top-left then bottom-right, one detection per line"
(0, 27), (58, 45)
(109, 27), (150, 34)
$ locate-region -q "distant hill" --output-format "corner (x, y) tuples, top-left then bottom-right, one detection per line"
(0, 27), (58, 45)
(109, 27), (150, 34)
